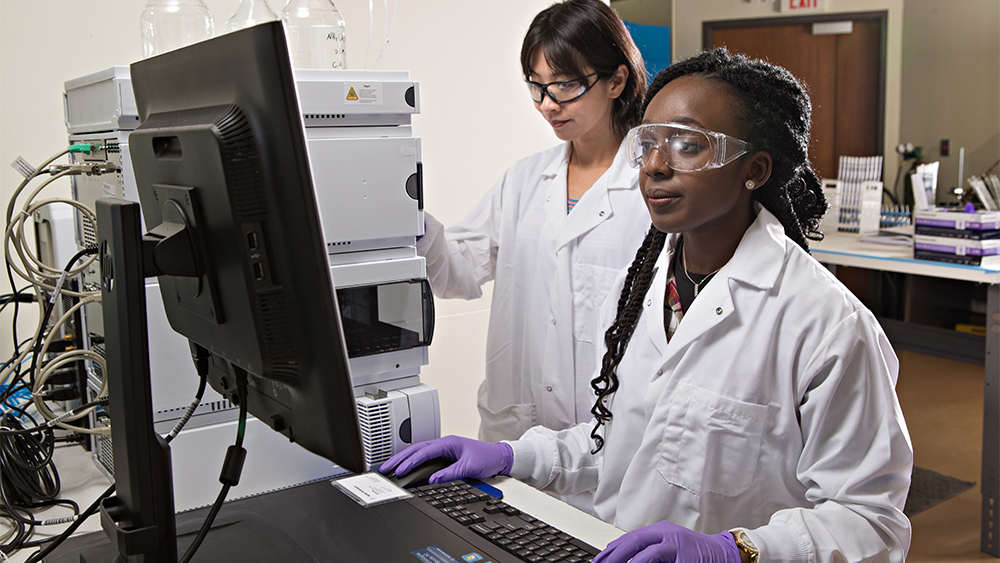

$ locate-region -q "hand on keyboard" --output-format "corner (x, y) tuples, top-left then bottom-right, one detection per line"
(379, 435), (513, 484)
(593, 520), (740, 563)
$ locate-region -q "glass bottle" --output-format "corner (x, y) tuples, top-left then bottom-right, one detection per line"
(140, 0), (215, 57)
(281, 0), (347, 69)
(226, 0), (279, 33)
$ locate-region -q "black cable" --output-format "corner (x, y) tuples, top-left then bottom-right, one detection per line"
(3, 289), (34, 405)
(7, 257), (24, 369)
(15, 367), (206, 560)
(0, 410), (57, 555)
(179, 370), (248, 563)
(0, 288), (36, 310)
(23, 246), (97, 397)
(0, 398), (107, 437)
(23, 483), (116, 563)
(0, 247), (96, 407)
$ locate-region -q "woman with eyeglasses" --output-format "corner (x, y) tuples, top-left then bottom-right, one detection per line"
(419, 0), (649, 445)
(384, 49), (912, 562)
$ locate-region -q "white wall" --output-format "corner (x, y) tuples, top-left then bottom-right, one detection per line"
(671, 0), (904, 192)
(900, 0), (1000, 200)
(0, 0), (559, 439)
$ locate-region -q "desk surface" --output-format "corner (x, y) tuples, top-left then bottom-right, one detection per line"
(811, 232), (1000, 283)
(4, 446), (621, 562)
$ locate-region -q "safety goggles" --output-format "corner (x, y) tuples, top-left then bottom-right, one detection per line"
(624, 122), (751, 172)
(526, 72), (602, 105)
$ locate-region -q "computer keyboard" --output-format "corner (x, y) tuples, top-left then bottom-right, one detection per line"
(410, 480), (600, 563)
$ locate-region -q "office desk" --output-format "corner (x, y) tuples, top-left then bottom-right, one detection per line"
(812, 232), (1000, 557)
(5, 446), (622, 562)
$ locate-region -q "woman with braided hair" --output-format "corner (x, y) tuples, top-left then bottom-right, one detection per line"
(384, 49), (912, 562)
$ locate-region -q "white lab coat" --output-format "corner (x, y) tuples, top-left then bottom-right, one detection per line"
(418, 142), (650, 442)
(507, 208), (913, 562)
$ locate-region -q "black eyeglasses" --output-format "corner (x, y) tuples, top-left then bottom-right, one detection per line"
(526, 72), (603, 105)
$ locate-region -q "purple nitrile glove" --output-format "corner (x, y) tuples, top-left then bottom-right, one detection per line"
(378, 435), (513, 485)
(592, 520), (741, 563)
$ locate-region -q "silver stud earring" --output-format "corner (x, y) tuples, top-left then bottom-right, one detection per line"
(745, 179), (756, 190)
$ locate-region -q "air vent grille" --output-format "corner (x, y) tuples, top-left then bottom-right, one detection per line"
(155, 398), (235, 417)
(97, 434), (114, 474)
(215, 105), (265, 218)
(257, 291), (299, 378)
(304, 113), (347, 120)
(357, 400), (393, 466)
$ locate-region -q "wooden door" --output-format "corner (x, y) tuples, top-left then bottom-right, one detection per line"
(708, 16), (883, 180)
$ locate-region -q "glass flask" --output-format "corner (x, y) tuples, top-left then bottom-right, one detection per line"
(140, 0), (215, 57)
(281, 0), (347, 69)
(225, 0), (279, 33)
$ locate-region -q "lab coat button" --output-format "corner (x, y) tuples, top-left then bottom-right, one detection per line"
(645, 298), (652, 307)
(598, 210), (606, 217)
(715, 307), (723, 315)
(551, 318), (557, 326)
(545, 385), (553, 392)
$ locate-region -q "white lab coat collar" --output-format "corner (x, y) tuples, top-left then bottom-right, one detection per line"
(539, 141), (639, 251)
(644, 205), (788, 358)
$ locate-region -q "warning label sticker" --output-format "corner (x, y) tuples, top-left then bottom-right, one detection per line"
(344, 83), (382, 105)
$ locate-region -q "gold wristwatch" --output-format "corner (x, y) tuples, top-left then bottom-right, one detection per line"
(730, 529), (760, 563)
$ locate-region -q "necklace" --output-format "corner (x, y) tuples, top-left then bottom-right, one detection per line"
(681, 246), (723, 297)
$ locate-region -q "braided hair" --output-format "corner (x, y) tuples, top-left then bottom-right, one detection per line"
(588, 48), (826, 452)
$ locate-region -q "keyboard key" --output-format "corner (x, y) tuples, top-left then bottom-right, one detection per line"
(469, 524), (492, 535)
(503, 506), (521, 516)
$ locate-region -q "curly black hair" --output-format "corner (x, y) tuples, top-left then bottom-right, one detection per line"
(589, 48), (827, 453)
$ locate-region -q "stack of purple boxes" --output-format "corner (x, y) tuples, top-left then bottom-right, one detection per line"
(914, 209), (1000, 267)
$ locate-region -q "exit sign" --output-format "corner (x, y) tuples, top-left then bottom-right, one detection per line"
(780, 0), (827, 12)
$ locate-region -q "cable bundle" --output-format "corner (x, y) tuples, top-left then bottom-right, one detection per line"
(2, 146), (114, 436)
(0, 410), (75, 555)
(0, 146), (118, 558)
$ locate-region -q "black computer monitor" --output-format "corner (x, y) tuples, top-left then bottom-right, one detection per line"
(127, 21), (364, 473)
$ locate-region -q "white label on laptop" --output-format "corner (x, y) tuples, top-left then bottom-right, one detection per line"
(331, 472), (413, 507)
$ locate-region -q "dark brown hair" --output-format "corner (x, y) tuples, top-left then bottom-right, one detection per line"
(520, 0), (646, 138)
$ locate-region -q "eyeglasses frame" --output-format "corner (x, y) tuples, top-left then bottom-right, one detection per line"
(525, 72), (604, 105)
(626, 122), (753, 172)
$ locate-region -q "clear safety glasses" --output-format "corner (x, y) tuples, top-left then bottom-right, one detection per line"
(624, 122), (751, 172)
(526, 72), (602, 105)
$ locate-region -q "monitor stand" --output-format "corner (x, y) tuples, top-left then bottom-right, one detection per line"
(49, 198), (305, 562)
(90, 198), (182, 561)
